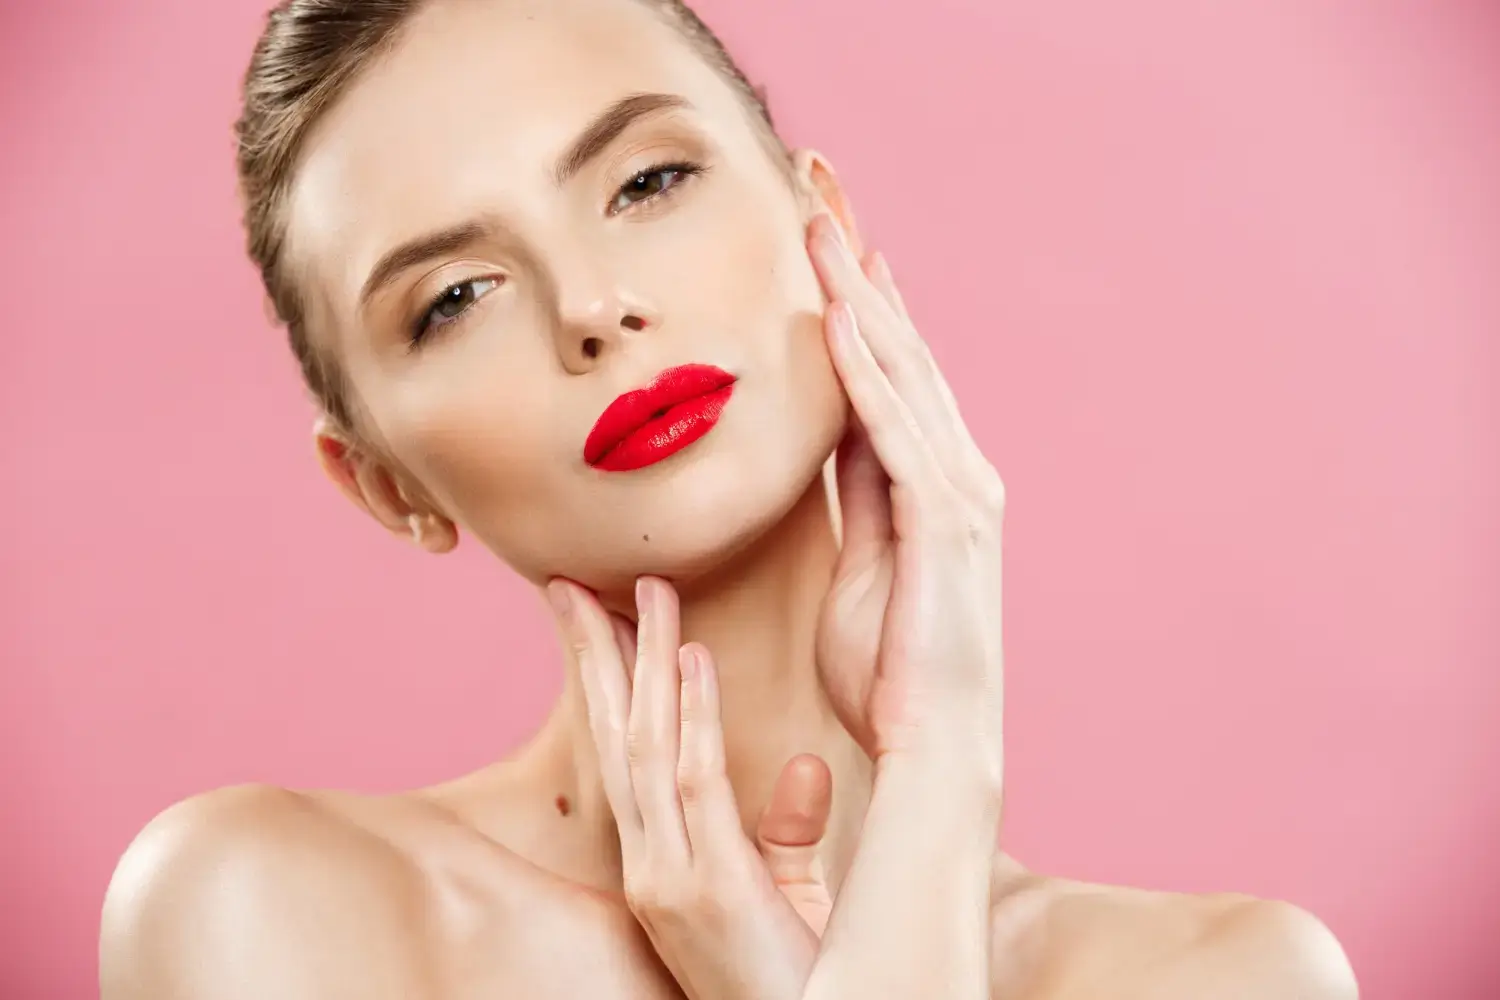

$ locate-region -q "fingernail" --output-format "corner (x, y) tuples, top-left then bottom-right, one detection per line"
(635, 576), (653, 615)
(679, 645), (699, 681)
(547, 581), (574, 622)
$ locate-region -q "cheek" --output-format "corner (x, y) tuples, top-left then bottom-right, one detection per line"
(378, 346), (563, 521)
(678, 180), (843, 440)
(658, 172), (820, 324)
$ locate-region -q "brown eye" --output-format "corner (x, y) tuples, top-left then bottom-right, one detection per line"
(435, 280), (485, 318)
(609, 162), (700, 214)
(413, 277), (500, 344)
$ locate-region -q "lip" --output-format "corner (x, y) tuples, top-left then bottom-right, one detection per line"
(584, 363), (738, 472)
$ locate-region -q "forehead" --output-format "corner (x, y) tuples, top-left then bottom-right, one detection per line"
(284, 0), (749, 308)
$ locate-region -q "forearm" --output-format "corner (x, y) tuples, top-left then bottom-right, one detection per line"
(802, 750), (1002, 1000)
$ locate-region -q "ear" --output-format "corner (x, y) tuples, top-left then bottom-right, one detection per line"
(313, 417), (458, 554)
(790, 149), (865, 259)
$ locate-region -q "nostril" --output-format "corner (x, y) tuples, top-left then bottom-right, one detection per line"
(621, 314), (646, 332)
(581, 337), (602, 359)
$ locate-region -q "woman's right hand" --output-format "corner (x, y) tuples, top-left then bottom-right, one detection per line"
(548, 575), (834, 1000)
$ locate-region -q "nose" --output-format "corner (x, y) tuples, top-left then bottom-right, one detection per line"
(548, 260), (659, 374)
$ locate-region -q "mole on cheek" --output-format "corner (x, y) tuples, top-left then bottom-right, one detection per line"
(555, 794), (571, 817)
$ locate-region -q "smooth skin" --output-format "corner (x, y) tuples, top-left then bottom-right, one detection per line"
(100, 1), (1358, 997)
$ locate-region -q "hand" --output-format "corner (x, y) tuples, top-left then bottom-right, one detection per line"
(809, 214), (1007, 782)
(548, 575), (835, 1000)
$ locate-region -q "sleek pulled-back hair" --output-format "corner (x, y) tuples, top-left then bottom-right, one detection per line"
(235, 0), (779, 430)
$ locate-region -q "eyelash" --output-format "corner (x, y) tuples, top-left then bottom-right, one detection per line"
(607, 159), (704, 216)
(408, 160), (705, 347)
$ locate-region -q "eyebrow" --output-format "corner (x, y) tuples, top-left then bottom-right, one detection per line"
(358, 92), (692, 311)
(358, 221), (492, 311)
(553, 91), (691, 186)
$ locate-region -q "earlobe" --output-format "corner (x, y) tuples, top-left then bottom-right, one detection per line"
(407, 512), (458, 554)
(791, 148), (865, 259)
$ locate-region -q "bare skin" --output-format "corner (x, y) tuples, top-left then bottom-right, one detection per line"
(101, 0), (1357, 996)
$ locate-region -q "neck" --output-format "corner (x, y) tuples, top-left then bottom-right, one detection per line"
(529, 469), (871, 891)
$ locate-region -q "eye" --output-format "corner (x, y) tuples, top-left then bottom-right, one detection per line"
(610, 161), (703, 215)
(412, 276), (501, 345)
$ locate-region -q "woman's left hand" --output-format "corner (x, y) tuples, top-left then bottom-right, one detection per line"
(548, 575), (835, 1000)
(809, 212), (1007, 774)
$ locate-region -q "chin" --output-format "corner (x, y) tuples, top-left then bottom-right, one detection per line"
(526, 393), (846, 602)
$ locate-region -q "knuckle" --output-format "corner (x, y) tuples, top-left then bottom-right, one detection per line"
(676, 763), (701, 805)
(964, 503), (1002, 546)
(974, 474), (1008, 519)
(904, 336), (937, 370)
(624, 861), (747, 923)
(622, 873), (657, 913)
(965, 517), (996, 547)
(624, 871), (688, 916)
(926, 506), (992, 551)
(624, 729), (653, 772)
(920, 476), (1005, 546)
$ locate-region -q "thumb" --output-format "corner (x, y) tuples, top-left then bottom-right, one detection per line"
(756, 754), (834, 936)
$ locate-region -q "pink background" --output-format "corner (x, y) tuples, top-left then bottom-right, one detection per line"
(2, 0), (1498, 996)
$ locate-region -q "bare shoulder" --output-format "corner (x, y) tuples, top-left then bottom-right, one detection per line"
(989, 870), (1357, 1000)
(100, 784), (443, 1000)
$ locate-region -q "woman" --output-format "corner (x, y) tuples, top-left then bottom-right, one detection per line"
(100, 0), (1357, 996)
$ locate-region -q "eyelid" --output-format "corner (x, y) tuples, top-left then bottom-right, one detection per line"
(411, 262), (503, 311)
(407, 270), (504, 346)
(607, 160), (705, 217)
(598, 115), (701, 172)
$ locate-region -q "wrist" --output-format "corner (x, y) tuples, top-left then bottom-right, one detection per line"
(872, 743), (1004, 831)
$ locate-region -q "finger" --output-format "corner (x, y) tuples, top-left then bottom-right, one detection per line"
(675, 643), (744, 861)
(757, 754), (835, 936)
(810, 216), (966, 455)
(865, 251), (964, 423)
(609, 612), (638, 682)
(824, 299), (946, 494)
(834, 416), (892, 557)
(627, 576), (692, 861)
(548, 580), (644, 854)
(757, 754), (832, 850)
(864, 251), (910, 325)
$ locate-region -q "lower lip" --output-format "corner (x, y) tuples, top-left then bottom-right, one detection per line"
(591, 384), (736, 472)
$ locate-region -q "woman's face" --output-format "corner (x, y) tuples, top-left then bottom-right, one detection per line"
(285, 0), (850, 590)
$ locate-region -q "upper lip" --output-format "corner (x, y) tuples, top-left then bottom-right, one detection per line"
(584, 363), (736, 465)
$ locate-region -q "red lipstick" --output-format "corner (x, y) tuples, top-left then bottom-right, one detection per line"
(584, 363), (737, 472)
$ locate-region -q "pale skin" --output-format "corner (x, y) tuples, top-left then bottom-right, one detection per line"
(100, 0), (1358, 997)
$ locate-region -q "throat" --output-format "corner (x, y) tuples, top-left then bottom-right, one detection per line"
(547, 471), (872, 888)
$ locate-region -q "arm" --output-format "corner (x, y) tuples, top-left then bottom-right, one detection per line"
(803, 212), (1355, 1000)
(803, 754), (1000, 1000)
(100, 784), (437, 1000)
(793, 211), (1006, 1000)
